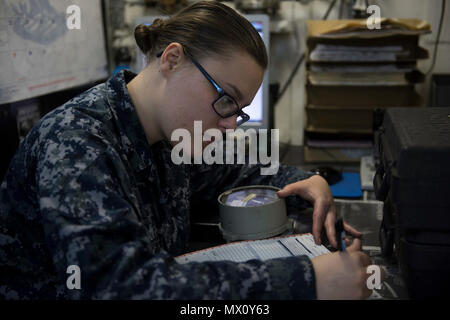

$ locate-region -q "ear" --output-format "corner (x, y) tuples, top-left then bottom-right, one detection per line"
(159, 42), (186, 77)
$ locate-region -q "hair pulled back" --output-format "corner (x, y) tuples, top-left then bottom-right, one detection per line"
(134, 1), (268, 69)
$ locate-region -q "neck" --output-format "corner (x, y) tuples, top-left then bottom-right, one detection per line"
(126, 67), (163, 145)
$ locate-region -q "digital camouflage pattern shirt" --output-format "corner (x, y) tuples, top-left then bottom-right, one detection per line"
(0, 70), (317, 300)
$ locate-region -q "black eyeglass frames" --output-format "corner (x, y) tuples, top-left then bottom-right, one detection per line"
(156, 50), (250, 126)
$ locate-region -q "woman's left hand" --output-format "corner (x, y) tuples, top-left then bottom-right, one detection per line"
(277, 174), (362, 248)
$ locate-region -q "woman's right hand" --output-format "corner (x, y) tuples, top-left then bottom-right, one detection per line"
(311, 238), (381, 299)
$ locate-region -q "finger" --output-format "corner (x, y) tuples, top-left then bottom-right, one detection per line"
(324, 214), (337, 248)
(312, 200), (327, 245)
(344, 237), (352, 247)
(276, 183), (300, 198)
(343, 221), (363, 238)
(346, 237), (362, 252)
(344, 236), (365, 249)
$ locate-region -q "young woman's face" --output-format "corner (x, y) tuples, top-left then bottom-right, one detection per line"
(160, 50), (264, 151)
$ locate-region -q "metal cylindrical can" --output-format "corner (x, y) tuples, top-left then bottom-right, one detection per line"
(218, 185), (289, 242)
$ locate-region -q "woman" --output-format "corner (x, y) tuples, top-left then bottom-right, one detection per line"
(0, 1), (375, 299)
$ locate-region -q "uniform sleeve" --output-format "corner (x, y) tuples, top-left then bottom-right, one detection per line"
(36, 132), (317, 300)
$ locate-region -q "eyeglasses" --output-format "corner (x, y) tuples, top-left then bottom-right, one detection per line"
(157, 50), (250, 126)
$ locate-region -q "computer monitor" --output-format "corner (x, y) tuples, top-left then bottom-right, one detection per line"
(134, 14), (270, 131)
(241, 15), (270, 131)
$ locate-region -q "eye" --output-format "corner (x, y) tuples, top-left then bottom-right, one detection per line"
(222, 95), (236, 107)
(216, 95), (237, 114)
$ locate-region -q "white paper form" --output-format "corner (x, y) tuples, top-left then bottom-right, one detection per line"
(175, 234), (330, 264)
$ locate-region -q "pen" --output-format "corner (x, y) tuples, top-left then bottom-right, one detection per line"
(335, 218), (346, 251)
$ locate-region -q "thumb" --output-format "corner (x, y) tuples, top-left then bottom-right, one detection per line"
(346, 237), (362, 252)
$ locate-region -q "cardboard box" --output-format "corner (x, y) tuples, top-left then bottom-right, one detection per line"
(306, 36), (429, 63)
(307, 70), (425, 86)
(306, 84), (423, 107)
(306, 19), (431, 39)
(305, 104), (422, 134)
(303, 145), (372, 163)
(306, 105), (374, 133)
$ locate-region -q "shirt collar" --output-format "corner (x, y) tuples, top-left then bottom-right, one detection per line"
(105, 69), (154, 173)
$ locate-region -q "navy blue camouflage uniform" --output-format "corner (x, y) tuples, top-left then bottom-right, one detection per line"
(0, 70), (317, 299)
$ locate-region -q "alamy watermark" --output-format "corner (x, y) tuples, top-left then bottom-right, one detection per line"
(66, 4), (381, 31)
(66, 265), (81, 290)
(66, 5), (81, 30)
(366, 5), (381, 30)
(366, 265), (382, 290)
(170, 121), (280, 175)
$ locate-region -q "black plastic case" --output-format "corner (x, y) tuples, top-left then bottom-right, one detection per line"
(374, 107), (450, 298)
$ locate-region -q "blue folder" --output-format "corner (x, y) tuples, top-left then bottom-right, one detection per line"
(330, 172), (362, 198)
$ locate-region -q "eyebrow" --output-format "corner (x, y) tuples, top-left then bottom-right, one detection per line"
(226, 82), (244, 103)
(231, 85), (251, 108)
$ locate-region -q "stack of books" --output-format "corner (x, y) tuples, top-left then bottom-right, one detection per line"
(303, 18), (431, 163)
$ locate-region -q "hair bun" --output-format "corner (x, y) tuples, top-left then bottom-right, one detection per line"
(134, 23), (159, 54)
(151, 18), (164, 30)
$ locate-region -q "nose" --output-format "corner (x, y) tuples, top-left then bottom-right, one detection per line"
(218, 114), (238, 131)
